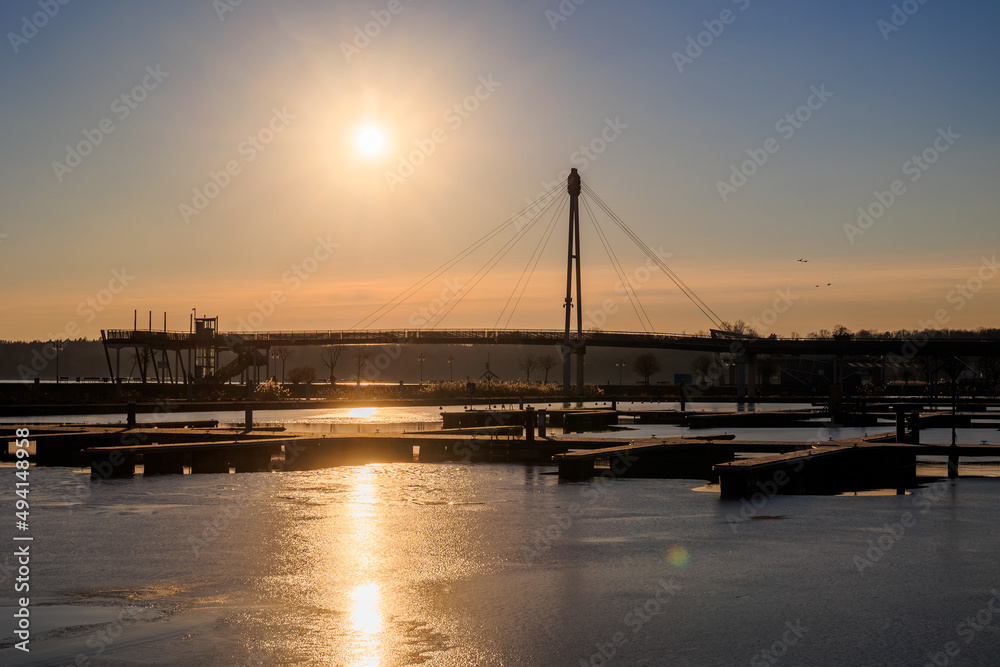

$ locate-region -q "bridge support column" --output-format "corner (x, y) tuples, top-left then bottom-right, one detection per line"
(563, 168), (584, 397)
(736, 358), (747, 403)
(562, 348), (572, 396)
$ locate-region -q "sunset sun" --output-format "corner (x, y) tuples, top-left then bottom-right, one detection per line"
(356, 126), (385, 155)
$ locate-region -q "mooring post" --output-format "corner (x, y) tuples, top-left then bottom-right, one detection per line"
(525, 407), (535, 442)
(894, 405), (906, 443)
(537, 409), (547, 438)
(127, 401), (136, 429)
(245, 407), (253, 430)
(948, 444), (959, 479)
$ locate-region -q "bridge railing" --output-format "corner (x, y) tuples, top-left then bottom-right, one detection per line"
(102, 328), (1000, 347)
(103, 328), (721, 344)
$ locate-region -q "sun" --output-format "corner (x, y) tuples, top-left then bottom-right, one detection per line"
(356, 126), (385, 155)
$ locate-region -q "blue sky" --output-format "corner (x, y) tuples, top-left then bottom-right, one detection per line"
(1, 0), (998, 340)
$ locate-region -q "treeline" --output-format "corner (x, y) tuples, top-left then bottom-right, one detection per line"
(0, 339), (111, 381)
(691, 323), (1000, 340)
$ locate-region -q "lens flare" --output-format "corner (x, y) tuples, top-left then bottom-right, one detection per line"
(667, 545), (691, 569)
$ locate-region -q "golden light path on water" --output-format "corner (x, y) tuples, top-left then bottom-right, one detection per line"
(346, 407), (378, 420)
(345, 467), (382, 666)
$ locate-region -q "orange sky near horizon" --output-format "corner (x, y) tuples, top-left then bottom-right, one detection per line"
(1, 2), (998, 343)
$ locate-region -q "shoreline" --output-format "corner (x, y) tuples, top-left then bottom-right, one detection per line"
(0, 394), (818, 419)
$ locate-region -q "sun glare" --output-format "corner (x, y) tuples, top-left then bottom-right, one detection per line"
(356, 126), (385, 155)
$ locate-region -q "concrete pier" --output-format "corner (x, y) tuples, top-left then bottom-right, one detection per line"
(190, 450), (232, 474)
(89, 449), (136, 480)
(141, 450), (185, 476)
(562, 410), (618, 433)
(715, 443), (918, 498)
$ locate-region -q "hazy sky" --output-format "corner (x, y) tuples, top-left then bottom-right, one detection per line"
(2, 0), (998, 341)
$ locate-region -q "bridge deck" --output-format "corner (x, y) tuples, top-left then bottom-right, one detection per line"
(102, 327), (1000, 355)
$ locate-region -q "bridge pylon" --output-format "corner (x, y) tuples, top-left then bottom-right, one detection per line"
(563, 168), (585, 395)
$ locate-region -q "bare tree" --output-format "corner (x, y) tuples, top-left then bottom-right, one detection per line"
(538, 354), (556, 383)
(128, 346), (154, 383)
(691, 354), (716, 385)
(632, 353), (662, 385)
(274, 347), (293, 383)
(353, 348), (371, 386)
(519, 354), (538, 382)
(898, 365), (916, 390)
(320, 345), (344, 384)
(288, 365), (317, 384)
(980, 356), (1000, 393)
(721, 320), (758, 337)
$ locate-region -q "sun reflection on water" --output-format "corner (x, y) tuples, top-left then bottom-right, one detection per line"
(344, 468), (384, 665)
(350, 582), (383, 635)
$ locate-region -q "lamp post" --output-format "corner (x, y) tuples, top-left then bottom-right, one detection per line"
(615, 360), (625, 386)
(53, 341), (63, 383)
(189, 308), (196, 383)
(447, 356), (454, 382)
(418, 352), (427, 386)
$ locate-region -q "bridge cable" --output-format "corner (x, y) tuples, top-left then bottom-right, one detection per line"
(582, 183), (727, 330)
(351, 181), (566, 330)
(495, 194), (567, 330)
(583, 183), (722, 327)
(425, 190), (566, 330)
(580, 195), (654, 333)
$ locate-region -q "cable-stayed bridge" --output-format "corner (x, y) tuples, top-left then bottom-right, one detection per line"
(102, 169), (998, 396)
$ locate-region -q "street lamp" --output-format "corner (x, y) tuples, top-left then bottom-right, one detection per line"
(53, 341), (63, 383)
(447, 356), (454, 382)
(615, 359), (625, 386)
(418, 352), (427, 385)
(189, 308), (196, 383)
